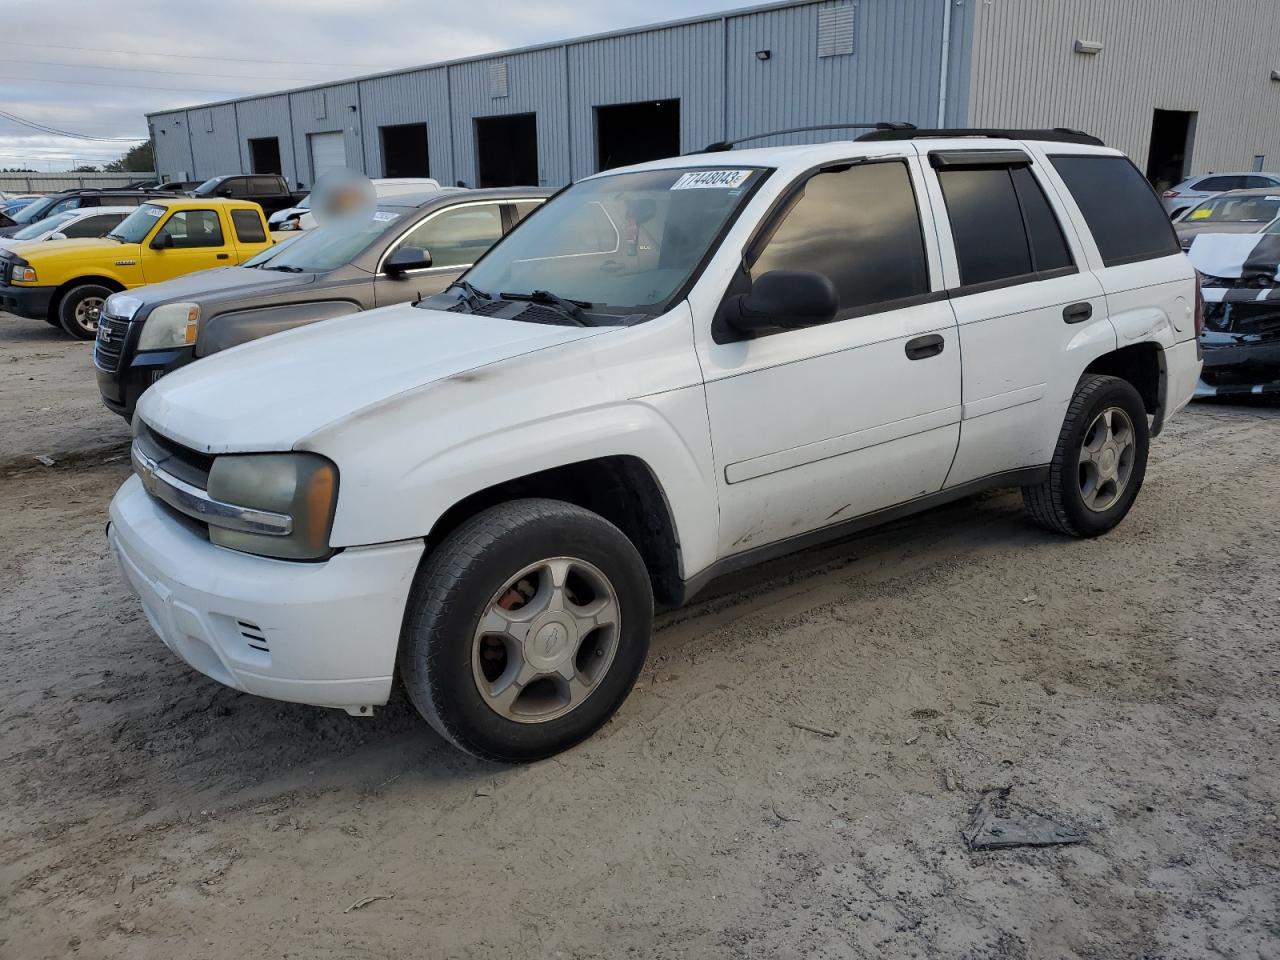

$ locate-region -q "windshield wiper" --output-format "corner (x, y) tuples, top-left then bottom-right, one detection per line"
(261, 264), (305, 273)
(445, 279), (492, 313)
(499, 289), (593, 326)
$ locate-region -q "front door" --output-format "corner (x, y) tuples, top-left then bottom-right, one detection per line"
(141, 208), (231, 283)
(695, 157), (962, 557)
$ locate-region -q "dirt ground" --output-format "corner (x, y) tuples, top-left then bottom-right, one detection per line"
(1, 311), (1278, 960)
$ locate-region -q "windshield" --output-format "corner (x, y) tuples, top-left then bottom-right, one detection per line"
(462, 167), (767, 316)
(242, 234), (301, 266)
(256, 210), (404, 272)
(12, 196), (58, 224)
(193, 177), (221, 196)
(12, 211), (77, 240)
(1185, 195), (1280, 224)
(108, 203), (166, 243)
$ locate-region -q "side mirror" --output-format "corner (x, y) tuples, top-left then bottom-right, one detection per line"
(728, 270), (839, 333)
(217, 187), (233, 198)
(49, 232), (68, 241)
(151, 231), (174, 250)
(385, 247), (432, 275)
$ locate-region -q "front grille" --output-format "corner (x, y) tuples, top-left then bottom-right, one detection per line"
(134, 421), (214, 488)
(94, 313), (127, 372)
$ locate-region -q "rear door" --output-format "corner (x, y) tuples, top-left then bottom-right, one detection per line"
(921, 144), (1111, 487)
(372, 200), (506, 305)
(140, 207), (232, 282)
(696, 155), (962, 555)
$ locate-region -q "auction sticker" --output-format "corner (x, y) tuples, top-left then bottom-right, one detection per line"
(671, 170), (753, 190)
(372, 211), (400, 222)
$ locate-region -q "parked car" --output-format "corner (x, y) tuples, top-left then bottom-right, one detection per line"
(1172, 187), (1280, 249)
(0, 197), (272, 339)
(190, 174), (306, 216)
(96, 187), (549, 419)
(107, 129), (1201, 762)
(1185, 228), (1280, 397)
(1161, 171), (1280, 218)
(154, 180), (203, 193)
(0, 189), (176, 237)
(2, 195), (42, 217)
(268, 178), (448, 232)
(0, 206), (135, 253)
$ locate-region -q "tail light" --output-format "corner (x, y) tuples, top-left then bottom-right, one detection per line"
(1162, 190), (1180, 198)
(1193, 271), (1205, 338)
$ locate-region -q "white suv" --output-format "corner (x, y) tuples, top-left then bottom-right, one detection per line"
(108, 129), (1202, 762)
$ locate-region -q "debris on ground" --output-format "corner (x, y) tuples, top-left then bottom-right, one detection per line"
(344, 894), (394, 913)
(33, 455), (56, 467)
(909, 708), (941, 720)
(789, 720), (837, 737)
(962, 787), (1086, 850)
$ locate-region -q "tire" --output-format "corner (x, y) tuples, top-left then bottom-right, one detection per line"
(57, 283), (113, 340)
(1022, 374), (1150, 537)
(43, 312), (61, 328)
(399, 498), (653, 762)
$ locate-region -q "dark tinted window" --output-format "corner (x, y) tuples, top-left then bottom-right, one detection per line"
(1051, 155), (1180, 266)
(938, 167), (1032, 285)
(1195, 175), (1245, 192)
(752, 161), (929, 314)
(1011, 166), (1073, 272)
(62, 214), (121, 238)
(249, 177), (281, 196)
(231, 208), (267, 243)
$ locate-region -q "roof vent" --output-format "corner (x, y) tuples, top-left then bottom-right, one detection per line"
(489, 61), (509, 99)
(817, 5), (855, 58)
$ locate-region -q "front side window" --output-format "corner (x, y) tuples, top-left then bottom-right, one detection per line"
(938, 163), (1072, 287)
(462, 166), (767, 316)
(399, 203), (504, 269)
(160, 209), (224, 248)
(49, 197), (83, 216)
(752, 161), (930, 314)
(1051, 155), (1181, 266)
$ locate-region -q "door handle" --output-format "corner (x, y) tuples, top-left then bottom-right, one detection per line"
(1063, 302), (1092, 324)
(904, 333), (945, 361)
(216, 253), (230, 260)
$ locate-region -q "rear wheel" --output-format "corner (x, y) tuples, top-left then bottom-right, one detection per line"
(1022, 375), (1149, 537)
(57, 283), (113, 340)
(399, 498), (653, 762)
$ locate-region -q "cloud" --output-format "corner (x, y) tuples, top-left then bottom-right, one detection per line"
(1, 0), (741, 170)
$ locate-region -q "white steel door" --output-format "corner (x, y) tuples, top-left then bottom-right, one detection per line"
(308, 131), (346, 183)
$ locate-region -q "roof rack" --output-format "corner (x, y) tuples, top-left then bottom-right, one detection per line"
(700, 121), (917, 153)
(857, 127), (1104, 147)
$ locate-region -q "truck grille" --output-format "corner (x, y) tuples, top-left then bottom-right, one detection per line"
(94, 313), (128, 372)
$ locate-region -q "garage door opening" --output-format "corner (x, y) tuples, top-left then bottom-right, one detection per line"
(248, 137), (282, 175)
(307, 131), (346, 187)
(475, 113), (538, 187)
(596, 100), (680, 172)
(1145, 110), (1196, 193)
(380, 123), (430, 178)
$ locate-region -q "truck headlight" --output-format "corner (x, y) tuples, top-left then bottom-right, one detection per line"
(104, 293), (142, 320)
(11, 264), (36, 283)
(138, 302), (200, 350)
(206, 453), (339, 560)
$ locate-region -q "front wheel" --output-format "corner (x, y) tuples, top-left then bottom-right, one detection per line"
(399, 498), (653, 762)
(57, 283), (113, 340)
(1022, 374), (1150, 537)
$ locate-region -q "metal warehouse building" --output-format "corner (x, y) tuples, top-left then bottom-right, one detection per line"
(149, 0), (1280, 194)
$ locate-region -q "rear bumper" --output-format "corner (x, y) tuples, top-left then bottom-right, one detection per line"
(108, 475), (424, 710)
(0, 283), (54, 320)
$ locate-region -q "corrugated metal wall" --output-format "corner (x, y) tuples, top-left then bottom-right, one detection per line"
(149, 0), (974, 188)
(966, 0), (1280, 173)
(185, 104), (240, 179)
(566, 21), (724, 178)
(235, 95), (296, 181)
(150, 110), (195, 180)
(357, 68), (453, 181)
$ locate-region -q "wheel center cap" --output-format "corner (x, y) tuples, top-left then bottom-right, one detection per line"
(1099, 448), (1117, 473)
(527, 618), (574, 669)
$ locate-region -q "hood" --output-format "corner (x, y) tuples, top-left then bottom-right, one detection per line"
(1188, 233), (1280, 282)
(1176, 221), (1265, 245)
(125, 265), (315, 310)
(5, 236), (138, 264)
(137, 303), (606, 453)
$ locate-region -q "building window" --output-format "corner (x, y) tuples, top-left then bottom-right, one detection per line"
(817, 5), (855, 58)
(489, 62), (509, 99)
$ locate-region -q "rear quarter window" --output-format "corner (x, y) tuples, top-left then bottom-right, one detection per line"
(231, 209), (267, 244)
(1050, 155), (1180, 267)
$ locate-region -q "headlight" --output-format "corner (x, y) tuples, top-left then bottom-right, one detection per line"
(276, 220), (297, 231)
(138, 302), (200, 350)
(11, 264), (36, 283)
(104, 293), (143, 320)
(206, 453), (338, 560)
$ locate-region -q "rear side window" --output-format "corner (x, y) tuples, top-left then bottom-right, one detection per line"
(751, 160), (930, 316)
(937, 163), (1073, 287)
(512, 200), (543, 224)
(1195, 175), (1244, 192)
(231, 209), (267, 243)
(1051, 155), (1180, 266)
(249, 177), (280, 196)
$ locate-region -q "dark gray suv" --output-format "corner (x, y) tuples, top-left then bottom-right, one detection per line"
(94, 187), (548, 419)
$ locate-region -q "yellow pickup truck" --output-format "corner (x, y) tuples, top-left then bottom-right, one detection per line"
(0, 197), (272, 339)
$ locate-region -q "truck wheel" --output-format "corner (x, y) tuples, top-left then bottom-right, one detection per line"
(58, 284), (113, 340)
(1022, 374), (1149, 537)
(400, 498), (653, 762)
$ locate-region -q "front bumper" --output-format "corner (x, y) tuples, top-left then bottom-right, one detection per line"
(1195, 328), (1280, 398)
(108, 475), (424, 711)
(96, 344), (194, 420)
(0, 283), (54, 320)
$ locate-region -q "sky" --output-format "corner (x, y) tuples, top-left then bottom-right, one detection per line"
(2, 0), (742, 171)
